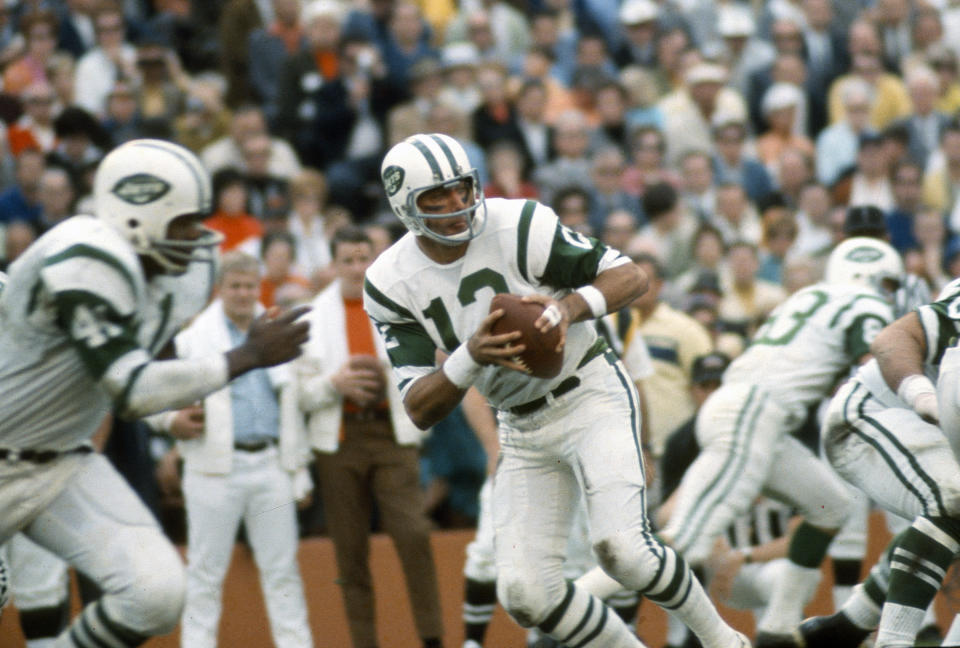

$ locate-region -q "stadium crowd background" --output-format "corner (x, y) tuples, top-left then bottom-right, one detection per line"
(1, 0), (960, 643)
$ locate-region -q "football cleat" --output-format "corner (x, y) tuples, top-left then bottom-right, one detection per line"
(796, 612), (872, 648)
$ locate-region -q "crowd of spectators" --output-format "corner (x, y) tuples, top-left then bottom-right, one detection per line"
(1, 0), (960, 542)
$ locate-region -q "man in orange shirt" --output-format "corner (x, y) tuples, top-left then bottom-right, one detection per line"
(293, 226), (443, 648)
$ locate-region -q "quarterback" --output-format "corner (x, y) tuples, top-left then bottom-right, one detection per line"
(660, 236), (903, 648)
(0, 139), (309, 647)
(365, 133), (748, 648)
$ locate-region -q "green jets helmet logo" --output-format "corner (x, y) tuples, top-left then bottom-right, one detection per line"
(846, 246), (884, 263)
(383, 165), (405, 196)
(111, 174), (171, 205)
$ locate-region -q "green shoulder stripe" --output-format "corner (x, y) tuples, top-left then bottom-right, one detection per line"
(364, 277), (415, 320)
(540, 223), (607, 288)
(516, 200), (537, 282)
(44, 243), (138, 294)
(55, 289), (140, 379)
(829, 293), (891, 328)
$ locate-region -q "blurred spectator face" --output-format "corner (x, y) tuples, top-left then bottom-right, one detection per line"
(624, 18), (656, 48)
(553, 112), (590, 158)
(516, 83), (547, 122)
(596, 85), (626, 125)
(631, 259), (662, 310)
(693, 228), (724, 267)
(681, 153), (713, 194)
(263, 237), (296, 281)
(591, 149), (626, 193)
(728, 244), (758, 284)
(716, 184), (747, 223)
(25, 17), (57, 59)
(106, 83), (137, 122)
(857, 141), (888, 177)
(476, 65), (507, 104)
(389, 2), (423, 48)
(4, 222), (37, 263)
(804, 0), (832, 31)
(877, 0), (909, 25)
(218, 181), (248, 214)
(772, 54), (806, 87)
(488, 144), (525, 185)
(903, 247), (924, 276)
(47, 54), (76, 106)
(783, 257), (817, 293)
(305, 12), (341, 50)
(914, 209), (945, 247)
(892, 164), (922, 210)
(766, 105), (796, 135)
(844, 94), (872, 131)
(689, 80), (722, 114)
(932, 54), (958, 94)
(332, 239), (374, 293)
(631, 128), (664, 168)
(656, 28), (688, 75)
(365, 225), (392, 258)
(242, 134), (273, 177)
(852, 52), (883, 80)
(137, 44), (171, 84)
(21, 82), (56, 125)
(779, 149), (811, 194)
(531, 13), (559, 48)
(762, 213), (797, 258)
(576, 35), (609, 67)
(231, 109), (267, 145)
(220, 268), (260, 322)
(521, 49), (551, 79)
(908, 75), (938, 116)
(467, 13), (495, 52)
(602, 209), (636, 252)
(713, 123), (746, 164)
(770, 19), (804, 55)
(555, 191), (590, 232)
(828, 206), (847, 245)
(16, 150), (46, 191)
(428, 102), (466, 138)
(798, 183), (831, 224)
(913, 10), (943, 51)
(274, 0), (301, 26)
(39, 168), (75, 219)
(94, 10), (125, 48)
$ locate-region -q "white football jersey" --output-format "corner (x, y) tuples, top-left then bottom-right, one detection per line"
(723, 282), (894, 418)
(364, 198), (628, 410)
(0, 216), (215, 450)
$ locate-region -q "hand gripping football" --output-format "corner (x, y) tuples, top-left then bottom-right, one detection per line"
(489, 293), (563, 379)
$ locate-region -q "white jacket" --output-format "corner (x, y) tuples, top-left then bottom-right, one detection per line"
(293, 280), (425, 452)
(147, 300), (312, 493)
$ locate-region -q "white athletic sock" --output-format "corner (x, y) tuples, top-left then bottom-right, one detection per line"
(832, 584), (854, 610)
(875, 602), (926, 648)
(944, 613), (960, 643)
(844, 582), (883, 630)
(757, 562), (820, 634)
(539, 583), (645, 647)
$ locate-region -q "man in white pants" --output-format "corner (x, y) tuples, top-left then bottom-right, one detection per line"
(147, 251), (314, 648)
(0, 139), (310, 647)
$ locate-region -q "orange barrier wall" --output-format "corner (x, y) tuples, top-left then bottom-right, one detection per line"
(0, 512), (954, 647)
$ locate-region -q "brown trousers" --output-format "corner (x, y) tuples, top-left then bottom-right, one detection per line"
(314, 418), (443, 648)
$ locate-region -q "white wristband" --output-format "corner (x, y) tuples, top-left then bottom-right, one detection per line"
(443, 344), (483, 389)
(897, 374), (936, 409)
(576, 285), (607, 319)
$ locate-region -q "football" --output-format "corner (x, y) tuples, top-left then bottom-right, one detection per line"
(489, 293), (563, 379)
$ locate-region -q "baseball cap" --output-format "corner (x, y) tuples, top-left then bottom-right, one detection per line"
(761, 82), (803, 116)
(717, 5), (755, 38)
(685, 62), (728, 86)
(844, 205), (888, 237)
(691, 352), (730, 385)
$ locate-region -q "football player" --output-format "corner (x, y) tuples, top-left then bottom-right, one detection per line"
(365, 133), (749, 648)
(0, 139), (309, 647)
(795, 275), (960, 648)
(658, 236), (903, 648)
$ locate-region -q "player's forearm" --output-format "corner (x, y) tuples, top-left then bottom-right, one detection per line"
(108, 354), (230, 419)
(403, 371), (467, 430)
(562, 262), (647, 323)
(873, 312), (928, 392)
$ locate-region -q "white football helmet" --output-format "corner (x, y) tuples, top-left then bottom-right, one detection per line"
(825, 236), (904, 299)
(94, 139), (222, 274)
(380, 133), (486, 246)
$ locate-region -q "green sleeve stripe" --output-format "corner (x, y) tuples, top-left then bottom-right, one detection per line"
(146, 294), (173, 354)
(398, 377), (413, 392)
(364, 277), (415, 320)
(380, 321), (436, 367)
(115, 362), (148, 418)
(828, 294), (891, 327)
(44, 244), (138, 296)
(516, 199), (536, 282)
(845, 313), (887, 360)
(429, 134), (463, 175)
(540, 224), (607, 288)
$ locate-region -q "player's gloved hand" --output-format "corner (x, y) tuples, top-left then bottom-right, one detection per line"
(898, 374), (939, 424)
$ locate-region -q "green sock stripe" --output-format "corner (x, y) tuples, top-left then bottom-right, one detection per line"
(788, 521), (835, 568)
(863, 574), (887, 607)
(896, 526), (956, 568)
